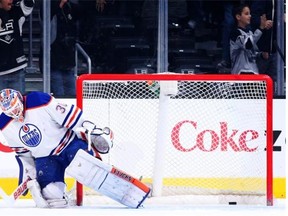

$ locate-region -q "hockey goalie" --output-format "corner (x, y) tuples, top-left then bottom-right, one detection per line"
(0, 88), (150, 208)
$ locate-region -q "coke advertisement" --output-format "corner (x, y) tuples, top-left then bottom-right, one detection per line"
(0, 98), (286, 198)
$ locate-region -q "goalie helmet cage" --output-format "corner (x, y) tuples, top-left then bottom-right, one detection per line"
(76, 73), (273, 206)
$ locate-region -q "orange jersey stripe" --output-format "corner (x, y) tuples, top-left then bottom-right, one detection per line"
(66, 107), (79, 128)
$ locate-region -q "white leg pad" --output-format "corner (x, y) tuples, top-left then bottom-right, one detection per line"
(46, 198), (68, 208)
(27, 179), (49, 208)
(66, 149), (150, 208)
(42, 182), (68, 208)
(42, 182), (66, 199)
(27, 180), (68, 208)
(98, 172), (150, 208)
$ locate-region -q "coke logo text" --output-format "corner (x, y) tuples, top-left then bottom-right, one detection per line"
(171, 120), (259, 152)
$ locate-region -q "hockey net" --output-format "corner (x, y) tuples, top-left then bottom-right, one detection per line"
(75, 73), (273, 206)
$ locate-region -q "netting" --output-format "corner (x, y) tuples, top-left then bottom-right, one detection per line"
(76, 74), (273, 205)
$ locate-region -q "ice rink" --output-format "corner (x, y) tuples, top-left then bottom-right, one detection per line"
(0, 197), (286, 216)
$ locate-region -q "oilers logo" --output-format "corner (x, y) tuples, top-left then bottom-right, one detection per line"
(19, 124), (42, 147)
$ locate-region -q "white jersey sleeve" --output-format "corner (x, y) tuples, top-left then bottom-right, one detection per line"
(44, 96), (84, 131)
(0, 92), (88, 158)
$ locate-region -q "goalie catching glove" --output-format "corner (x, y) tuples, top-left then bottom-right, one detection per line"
(77, 120), (114, 154)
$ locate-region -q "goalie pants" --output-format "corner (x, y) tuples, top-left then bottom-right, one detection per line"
(35, 136), (94, 190)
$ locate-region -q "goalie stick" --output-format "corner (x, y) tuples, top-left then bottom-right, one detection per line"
(0, 177), (30, 206)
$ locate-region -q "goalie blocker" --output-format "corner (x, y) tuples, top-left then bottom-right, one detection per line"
(66, 149), (151, 208)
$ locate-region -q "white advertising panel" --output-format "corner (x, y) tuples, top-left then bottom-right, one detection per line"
(0, 99), (285, 179)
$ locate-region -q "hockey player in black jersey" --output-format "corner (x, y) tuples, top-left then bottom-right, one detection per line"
(0, 0), (35, 93)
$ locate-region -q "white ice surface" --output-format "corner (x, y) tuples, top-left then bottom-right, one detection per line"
(0, 197), (286, 216)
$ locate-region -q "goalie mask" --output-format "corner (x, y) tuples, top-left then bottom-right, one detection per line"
(0, 89), (24, 122)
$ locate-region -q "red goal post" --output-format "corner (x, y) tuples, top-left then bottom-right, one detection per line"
(76, 73), (273, 206)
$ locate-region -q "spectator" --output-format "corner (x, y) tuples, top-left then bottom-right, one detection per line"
(40, 0), (80, 97)
(216, 1), (254, 73)
(250, 0), (277, 84)
(230, 3), (272, 74)
(217, 0), (240, 73)
(0, 0), (35, 93)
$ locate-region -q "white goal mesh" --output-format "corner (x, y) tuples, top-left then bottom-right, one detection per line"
(76, 73), (273, 206)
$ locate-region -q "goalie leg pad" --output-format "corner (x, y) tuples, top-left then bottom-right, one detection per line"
(66, 149), (150, 208)
(98, 171), (151, 208)
(27, 179), (49, 208)
(28, 180), (68, 208)
(66, 150), (110, 189)
(42, 182), (65, 200)
(42, 182), (68, 208)
(46, 198), (68, 208)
